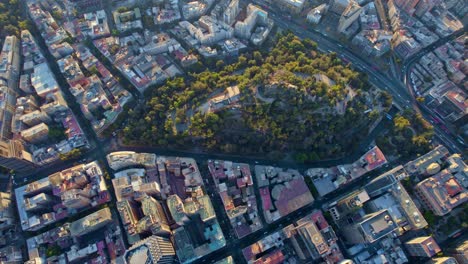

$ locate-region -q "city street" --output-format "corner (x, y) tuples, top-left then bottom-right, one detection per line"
(16, 1), (466, 263)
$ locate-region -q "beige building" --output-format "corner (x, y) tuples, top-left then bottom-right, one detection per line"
(274, 0), (306, 13)
(21, 123), (49, 144)
(338, 2), (362, 33)
(447, 239), (468, 264)
(0, 139), (35, 172)
(20, 110), (51, 127)
(70, 208), (113, 237)
(0, 192), (15, 232)
(405, 236), (441, 257)
(415, 169), (467, 216)
(124, 235), (175, 264)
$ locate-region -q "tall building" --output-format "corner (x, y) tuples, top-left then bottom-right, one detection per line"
(329, 0), (351, 15)
(274, 0), (306, 14)
(414, 0), (441, 17)
(447, 239), (468, 264)
(328, 190), (370, 221)
(234, 4), (268, 40)
(0, 139), (36, 173)
(292, 221), (329, 260)
(342, 210), (398, 244)
(0, 192), (14, 232)
(394, 0), (420, 15)
(0, 36), (20, 94)
(223, 0), (239, 25)
(20, 122), (49, 144)
(338, 2), (362, 33)
(124, 235), (176, 264)
(0, 82), (17, 141)
(61, 189), (92, 209)
(25, 193), (57, 212)
(70, 208), (113, 237)
(405, 236), (441, 257)
(138, 196), (170, 236)
(20, 110), (51, 127)
(414, 169), (467, 216)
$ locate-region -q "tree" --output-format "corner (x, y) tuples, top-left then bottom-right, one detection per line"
(118, 33), (377, 160)
(253, 51), (263, 65)
(117, 7), (129, 13)
(423, 210), (437, 226)
(59, 149), (82, 161)
(51, 10), (63, 21)
(89, 65), (99, 76)
(423, 75), (433, 82)
(48, 126), (66, 141)
(394, 115), (411, 132)
(18, 20), (30, 30)
(215, 60), (224, 70)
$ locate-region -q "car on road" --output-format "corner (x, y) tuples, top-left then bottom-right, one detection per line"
(439, 125), (450, 134)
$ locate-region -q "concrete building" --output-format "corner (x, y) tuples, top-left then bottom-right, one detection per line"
(414, 0), (441, 17)
(293, 221), (329, 260)
(394, 0), (420, 16)
(113, 8), (143, 32)
(20, 110), (51, 127)
(415, 169), (467, 216)
(61, 189), (92, 209)
(405, 236), (441, 257)
(0, 139), (35, 173)
(223, 0), (239, 25)
(107, 151), (156, 170)
(31, 63), (59, 98)
(274, 0), (306, 14)
(196, 16), (234, 45)
(0, 36), (20, 94)
(307, 4), (328, 24)
(21, 123), (49, 144)
(124, 235), (176, 264)
(338, 2), (362, 33)
(0, 246), (23, 264)
(328, 190), (370, 221)
(25, 193), (56, 212)
(0, 192), (15, 233)
(234, 4), (269, 40)
(0, 84), (18, 140)
(447, 239), (468, 264)
(70, 208), (112, 237)
(329, 0), (351, 15)
(364, 167), (428, 231)
(342, 210), (398, 244)
(40, 91), (69, 116)
(404, 145), (449, 176)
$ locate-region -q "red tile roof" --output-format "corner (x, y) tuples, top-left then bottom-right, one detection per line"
(260, 187), (272, 211)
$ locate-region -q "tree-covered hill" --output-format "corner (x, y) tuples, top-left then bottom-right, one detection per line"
(121, 33), (389, 161)
(0, 0), (29, 41)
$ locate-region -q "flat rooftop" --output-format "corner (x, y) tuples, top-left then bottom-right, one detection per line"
(359, 210), (397, 243)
